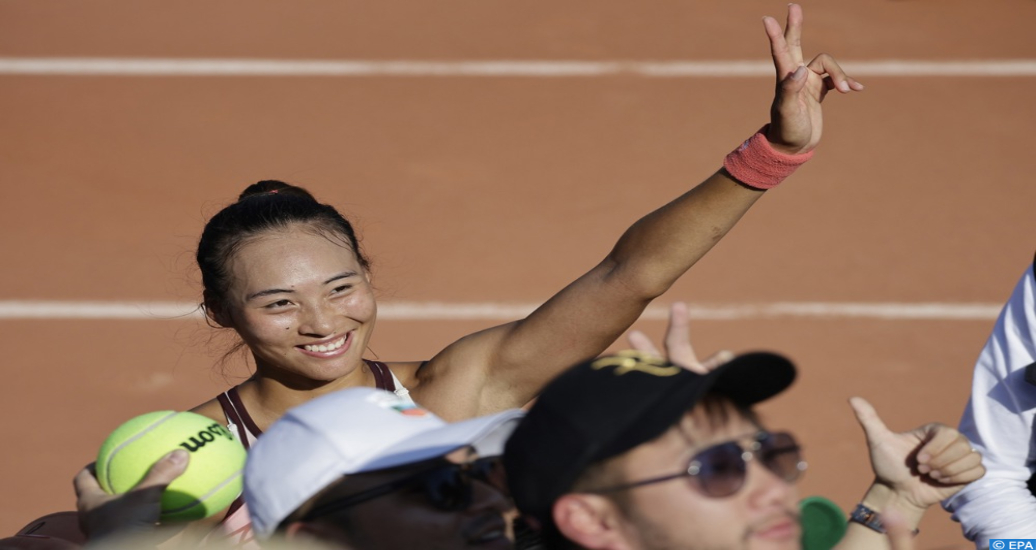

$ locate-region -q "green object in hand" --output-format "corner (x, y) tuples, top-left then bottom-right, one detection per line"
(801, 496), (848, 550)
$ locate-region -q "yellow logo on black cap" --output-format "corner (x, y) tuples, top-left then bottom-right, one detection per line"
(590, 350), (681, 377)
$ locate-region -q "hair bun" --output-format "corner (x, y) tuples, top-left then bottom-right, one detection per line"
(238, 180), (317, 202)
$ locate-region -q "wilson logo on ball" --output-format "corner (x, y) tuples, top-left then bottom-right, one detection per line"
(178, 423), (236, 452)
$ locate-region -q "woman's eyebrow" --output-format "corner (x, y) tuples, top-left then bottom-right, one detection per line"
(325, 271), (358, 285)
(246, 287), (294, 301)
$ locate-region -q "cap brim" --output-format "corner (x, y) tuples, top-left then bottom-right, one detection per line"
(357, 408), (525, 473)
(611, 351), (796, 456)
(14, 513), (84, 544)
(709, 351), (797, 406)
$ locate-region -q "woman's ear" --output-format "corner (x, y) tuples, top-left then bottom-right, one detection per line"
(203, 292), (233, 328)
(553, 493), (629, 550)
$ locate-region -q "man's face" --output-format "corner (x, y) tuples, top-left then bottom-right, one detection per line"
(606, 402), (801, 550)
(289, 449), (514, 550)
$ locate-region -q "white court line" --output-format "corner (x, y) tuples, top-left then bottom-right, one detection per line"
(0, 300), (1003, 321)
(0, 58), (1035, 77)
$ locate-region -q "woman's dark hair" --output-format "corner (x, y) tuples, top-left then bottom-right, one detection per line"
(197, 180), (370, 312)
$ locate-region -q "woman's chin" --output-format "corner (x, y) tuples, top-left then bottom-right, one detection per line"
(257, 359), (364, 390)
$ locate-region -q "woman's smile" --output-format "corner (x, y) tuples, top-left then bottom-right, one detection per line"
(299, 332), (352, 357)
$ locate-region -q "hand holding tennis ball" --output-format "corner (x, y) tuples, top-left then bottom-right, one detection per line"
(75, 448), (189, 540)
(91, 411), (246, 523)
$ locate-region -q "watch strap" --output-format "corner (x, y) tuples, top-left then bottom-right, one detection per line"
(849, 503), (920, 536)
(849, 503), (885, 533)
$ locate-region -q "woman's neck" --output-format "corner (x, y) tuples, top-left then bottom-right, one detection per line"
(236, 359), (377, 432)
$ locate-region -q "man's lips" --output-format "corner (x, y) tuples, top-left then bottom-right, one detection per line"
(750, 514), (800, 541)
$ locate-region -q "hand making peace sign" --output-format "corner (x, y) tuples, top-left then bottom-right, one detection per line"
(764, 4), (864, 155)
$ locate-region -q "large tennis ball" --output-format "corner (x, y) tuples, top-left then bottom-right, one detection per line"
(96, 411), (246, 522)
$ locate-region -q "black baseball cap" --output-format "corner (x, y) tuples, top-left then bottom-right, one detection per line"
(503, 350), (796, 528)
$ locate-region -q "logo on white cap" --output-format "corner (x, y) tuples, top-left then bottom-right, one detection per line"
(367, 390), (429, 417)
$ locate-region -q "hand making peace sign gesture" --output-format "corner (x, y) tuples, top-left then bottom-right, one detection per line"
(764, 4), (864, 155)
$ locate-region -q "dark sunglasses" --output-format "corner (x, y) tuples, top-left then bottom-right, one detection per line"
(589, 431), (806, 498)
(302, 456), (505, 520)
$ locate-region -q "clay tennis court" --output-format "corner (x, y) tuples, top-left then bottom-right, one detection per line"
(3, 0), (1036, 546)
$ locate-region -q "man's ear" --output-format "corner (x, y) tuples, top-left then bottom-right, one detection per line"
(553, 493), (629, 550)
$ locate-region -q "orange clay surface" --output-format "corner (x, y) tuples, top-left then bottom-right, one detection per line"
(3, 1), (1036, 547)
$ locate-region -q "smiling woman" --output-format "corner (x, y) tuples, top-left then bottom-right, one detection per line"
(56, 4), (866, 546)
(198, 185), (381, 390)
(189, 164), (781, 546)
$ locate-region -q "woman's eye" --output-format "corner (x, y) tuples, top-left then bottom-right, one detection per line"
(332, 284), (353, 294)
(265, 299), (292, 309)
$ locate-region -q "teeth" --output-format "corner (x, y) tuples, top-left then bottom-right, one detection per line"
(304, 336), (346, 353)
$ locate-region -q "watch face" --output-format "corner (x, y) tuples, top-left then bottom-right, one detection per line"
(850, 504), (920, 537)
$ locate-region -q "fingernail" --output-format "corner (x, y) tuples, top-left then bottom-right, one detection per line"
(792, 66), (806, 80)
(167, 449), (189, 465)
(838, 81), (850, 92)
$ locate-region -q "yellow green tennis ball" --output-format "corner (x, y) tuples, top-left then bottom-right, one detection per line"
(96, 410), (246, 522)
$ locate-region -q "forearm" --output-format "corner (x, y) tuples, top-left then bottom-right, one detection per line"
(947, 403), (1036, 545)
(946, 478), (1036, 546)
(945, 265), (1036, 544)
(835, 483), (927, 550)
(604, 169), (764, 297)
(428, 168), (766, 415)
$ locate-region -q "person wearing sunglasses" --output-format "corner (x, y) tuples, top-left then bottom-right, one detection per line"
(503, 349), (985, 550)
(242, 386), (521, 549)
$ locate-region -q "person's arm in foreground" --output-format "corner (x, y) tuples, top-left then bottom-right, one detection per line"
(882, 510), (918, 550)
(418, 3), (864, 419)
(835, 398), (985, 550)
(942, 265), (1036, 547)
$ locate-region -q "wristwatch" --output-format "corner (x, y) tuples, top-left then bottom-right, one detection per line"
(849, 504), (919, 536)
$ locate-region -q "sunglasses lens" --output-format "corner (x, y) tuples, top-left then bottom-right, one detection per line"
(760, 432), (805, 482)
(693, 442), (747, 497)
(423, 467), (471, 511)
(474, 456), (510, 496)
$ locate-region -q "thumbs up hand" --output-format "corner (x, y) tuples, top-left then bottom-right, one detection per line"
(849, 397), (985, 510)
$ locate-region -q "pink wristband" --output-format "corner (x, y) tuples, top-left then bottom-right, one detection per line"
(722, 125), (813, 190)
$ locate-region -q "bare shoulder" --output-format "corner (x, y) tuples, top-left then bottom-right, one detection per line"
(400, 326), (516, 420)
(382, 360), (424, 389)
(189, 396), (226, 424)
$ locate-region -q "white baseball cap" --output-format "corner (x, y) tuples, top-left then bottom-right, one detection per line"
(244, 387), (524, 539)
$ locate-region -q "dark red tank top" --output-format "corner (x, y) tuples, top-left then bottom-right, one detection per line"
(215, 359), (398, 521)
